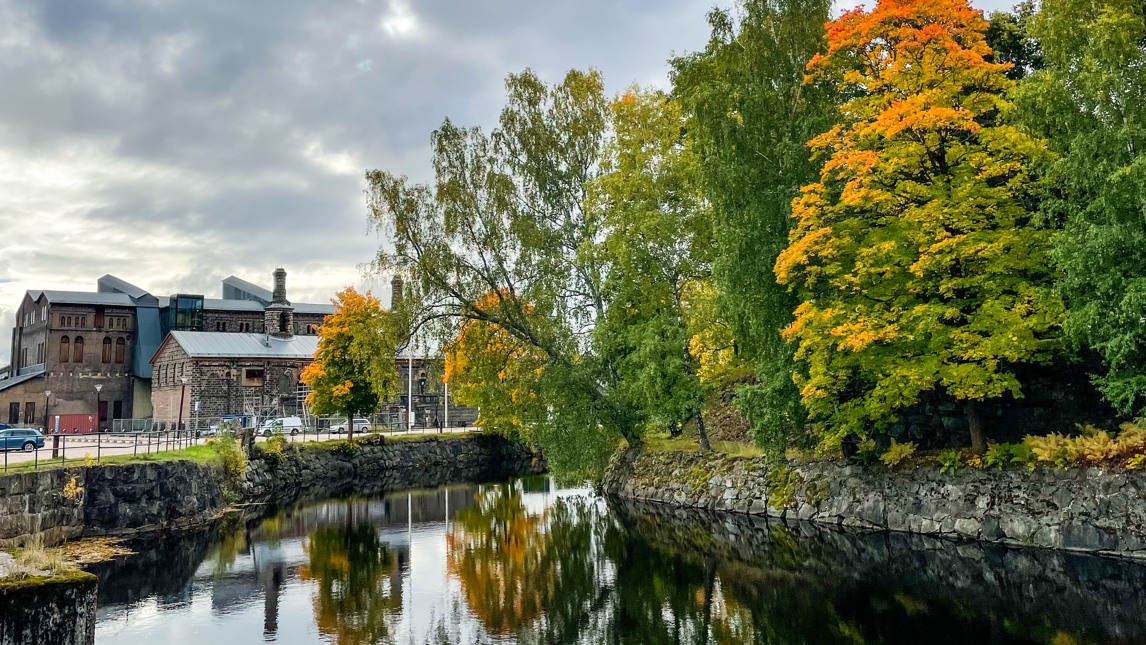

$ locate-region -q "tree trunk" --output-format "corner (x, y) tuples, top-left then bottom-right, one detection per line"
(696, 407), (712, 454)
(965, 401), (985, 455)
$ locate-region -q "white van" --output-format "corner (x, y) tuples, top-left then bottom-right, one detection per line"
(260, 416), (306, 436)
(331, 417), (372, 434)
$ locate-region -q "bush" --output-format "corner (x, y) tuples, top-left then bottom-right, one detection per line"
(259, 435), (289, 467)
(853, 437), (880, 465)
(1025, 433), (1078, 469)
(983, 442), (1035, 470)
(212, 432), (248, 499)
(937, 449), (963, 474)
(333, 440), (361, 457)
(880, 440), (916, 469)
(1076, 430), (1117, 462)
(1116, 423), (1146, 457)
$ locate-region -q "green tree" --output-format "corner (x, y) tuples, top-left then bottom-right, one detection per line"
(985, 1), (1044, 81)
(369, 69), (641, 479)
(588, 88), (717, 451)
(300, 288), (399, 442)
(1014, 0), (1146, 418)
(671, 0), (835, 455)
(774, 0), (1062, 453)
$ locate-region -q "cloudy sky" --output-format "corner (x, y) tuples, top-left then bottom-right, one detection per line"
(0, 0), (1013, 365)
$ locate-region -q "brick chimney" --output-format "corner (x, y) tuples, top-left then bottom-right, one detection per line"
(390, 275), (404, 310)
(264, 267), (295, 338)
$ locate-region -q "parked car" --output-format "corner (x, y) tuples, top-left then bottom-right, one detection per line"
(330, 417), (372, 434)
(259, 416), (306, 436)
(0, 428), (45, 452)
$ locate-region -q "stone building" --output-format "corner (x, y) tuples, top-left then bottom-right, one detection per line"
(0, 269), (333, 430)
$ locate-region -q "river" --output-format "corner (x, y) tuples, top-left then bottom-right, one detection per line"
(88, 476), (1146, 644)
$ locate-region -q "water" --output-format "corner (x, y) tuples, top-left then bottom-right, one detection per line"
(90, 477), (1146, 644)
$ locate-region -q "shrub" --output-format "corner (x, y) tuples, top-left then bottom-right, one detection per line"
(984, 442), (1035, 470)
(880, 440), (916, 469)
(1128, 454), (1146, 470)
(937, 449), (963, 474)
(1116, 423), (1146, 457)
(333, 440), (361, 457)
(212, 432), (249, 499)
(61, 475), (84, 502)
(259, 435), (289, 467)
(1025, 433), (1079, 469)
(853, 437), (880, 465)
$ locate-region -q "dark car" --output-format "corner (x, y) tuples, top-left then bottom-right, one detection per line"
(0, 428), (45, 452)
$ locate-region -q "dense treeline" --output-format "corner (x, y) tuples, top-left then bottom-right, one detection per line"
(367, 0), (1146, 473)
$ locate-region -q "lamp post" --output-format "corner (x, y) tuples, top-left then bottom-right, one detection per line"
(46, 390), (58, 459)
(178, 376), (188, 449)
(94, 384), (103, 433)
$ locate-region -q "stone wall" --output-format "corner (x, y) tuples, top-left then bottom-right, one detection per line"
(242, 434), (547, 506)
(0, 572), (97, 645)
(604, 448), (1146, 557)
(0, 435), (544, 548)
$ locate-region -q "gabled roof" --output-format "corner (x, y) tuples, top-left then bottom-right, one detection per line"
(30, 290), (136, 307)
(153, 331), (319, 363)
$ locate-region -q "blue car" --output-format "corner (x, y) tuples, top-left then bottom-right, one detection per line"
(0, 428), (45, 452)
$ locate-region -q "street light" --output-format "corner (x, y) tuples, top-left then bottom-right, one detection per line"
(94, 384), (103, 433)
(43, 390), (51, 433)
(178, 376), (189, 449)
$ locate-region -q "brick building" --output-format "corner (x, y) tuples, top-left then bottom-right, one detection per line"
(0, 269), (333, 430)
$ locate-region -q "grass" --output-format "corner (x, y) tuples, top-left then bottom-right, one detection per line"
(643, 432), (763, 459)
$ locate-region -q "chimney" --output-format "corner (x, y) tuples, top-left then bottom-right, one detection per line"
(272, 268), (289, 305)
(390, 275), (404, 309)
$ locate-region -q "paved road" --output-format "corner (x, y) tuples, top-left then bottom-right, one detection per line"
(0, 426), (479, 470)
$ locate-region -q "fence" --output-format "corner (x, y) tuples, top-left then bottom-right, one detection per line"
(2, 417), (483, 473)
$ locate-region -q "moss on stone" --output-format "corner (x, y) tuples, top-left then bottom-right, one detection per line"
(767, 466), (798, 510)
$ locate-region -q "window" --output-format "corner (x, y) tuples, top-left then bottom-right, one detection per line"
(60, 336), (70, 363)
(216, 321), (226, 332)
(41, 306), (47, 322)
(306, 324), (319, 334)
(79, 316), (86, 329)
(23, 402), (35, 424)
(73, 336), (84, 362)
(115, 338), (126, 364)
(8, 403), (18, 425)
(242, 368), (265, 387)
(102, 337), (113, 363)
(37, 342), (44, 364)
(21, 348), (27, 368)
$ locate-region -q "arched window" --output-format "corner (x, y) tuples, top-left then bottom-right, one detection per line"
(102, 337), (113, 363)
(60, 336), (70, 363)
(115, 338), (126, 364)
(73, 336), (84, 362)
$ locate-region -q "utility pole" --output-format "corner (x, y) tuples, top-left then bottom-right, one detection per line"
(407, 337), (414, 431)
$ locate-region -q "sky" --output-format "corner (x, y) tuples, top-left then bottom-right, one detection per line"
(0, 0), (1015, 365)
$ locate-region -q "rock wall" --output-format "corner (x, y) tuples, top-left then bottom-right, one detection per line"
(604, 448), (1146, 557)
(0, 572), (97, 645)
(0, 435), (544, 548)
(242, 434), (547, 506)
(0, 470), (85, 548)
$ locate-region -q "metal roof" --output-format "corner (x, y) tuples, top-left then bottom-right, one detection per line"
(0, 366), (45, 393)
(154, 297), (333, 315)
(222, 276), (273, 304)
(167, 331), (319, 359)
(32, 290), (136, 307)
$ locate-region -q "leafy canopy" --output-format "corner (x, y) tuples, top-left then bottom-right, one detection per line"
(774, 0), (1062, 448)
(301, 288), (400, 427)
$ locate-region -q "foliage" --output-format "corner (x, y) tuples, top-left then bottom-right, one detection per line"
(984, 442), (1035, 470)
(984, 1), (1044, 80)
(1013, 0), (1146, 419)
(61, 475), (84, 502)
(937, 450), (963, 474)
(1115, 423), (1146, 457)
(211, 431), (248, 498)
(369, 69), (641, 476)
(775, 0), (1061, 452)
(588, 86), (716, 450)
(1024, 434), (1079, 469)
(301, 288), (399, 442)
(332, 440), (361, 457)
(1076, 430), (1118, 462)
(1128, 454), (1146, 470)
(880, 440), (916, 469)
(259, 434), (289, 467)
(444, 291), (546, 439)
(672, 0), (834, 455)
(853, 437), (880, 466)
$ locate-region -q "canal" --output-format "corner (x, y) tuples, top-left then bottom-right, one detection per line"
(89, 476), (1146, 644)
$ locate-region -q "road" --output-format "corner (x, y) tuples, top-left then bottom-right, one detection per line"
(0, 425), (480, 470)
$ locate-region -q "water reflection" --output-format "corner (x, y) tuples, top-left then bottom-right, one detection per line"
(92, 478), (1146, 645)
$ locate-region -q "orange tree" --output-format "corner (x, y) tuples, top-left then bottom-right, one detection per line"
(301, 288), (400, 441)
(444, 291), (546, 438)
(774, 0), (1061, 453)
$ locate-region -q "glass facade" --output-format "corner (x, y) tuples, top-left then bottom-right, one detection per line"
(164, 294), (205, 333)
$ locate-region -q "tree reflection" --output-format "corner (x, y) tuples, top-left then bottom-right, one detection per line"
(299, 522), (401, 645)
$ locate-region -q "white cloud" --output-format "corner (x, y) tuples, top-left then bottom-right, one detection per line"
(381, 1), (420, 38)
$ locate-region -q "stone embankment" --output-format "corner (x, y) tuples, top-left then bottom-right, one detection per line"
(604, 448), (1146, 557)
(0, 434), (544, 549)
(0, 571), (97, 645)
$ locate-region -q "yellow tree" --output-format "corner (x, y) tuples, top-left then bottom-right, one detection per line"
(444, 291), (546, 438)
(301, 288), (399, 441)
(775, 0), (1061, 453)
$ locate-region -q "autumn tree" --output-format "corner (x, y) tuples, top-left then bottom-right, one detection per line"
(301, 288), (399, 442)
(370, 69), (644, 479)
(775, 0), (1061, 453)
(444, 291), (547, 438)
(671, 0), (834, 455)
(1013, 0), (1146, 418)
(588, 88), (718, 451)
